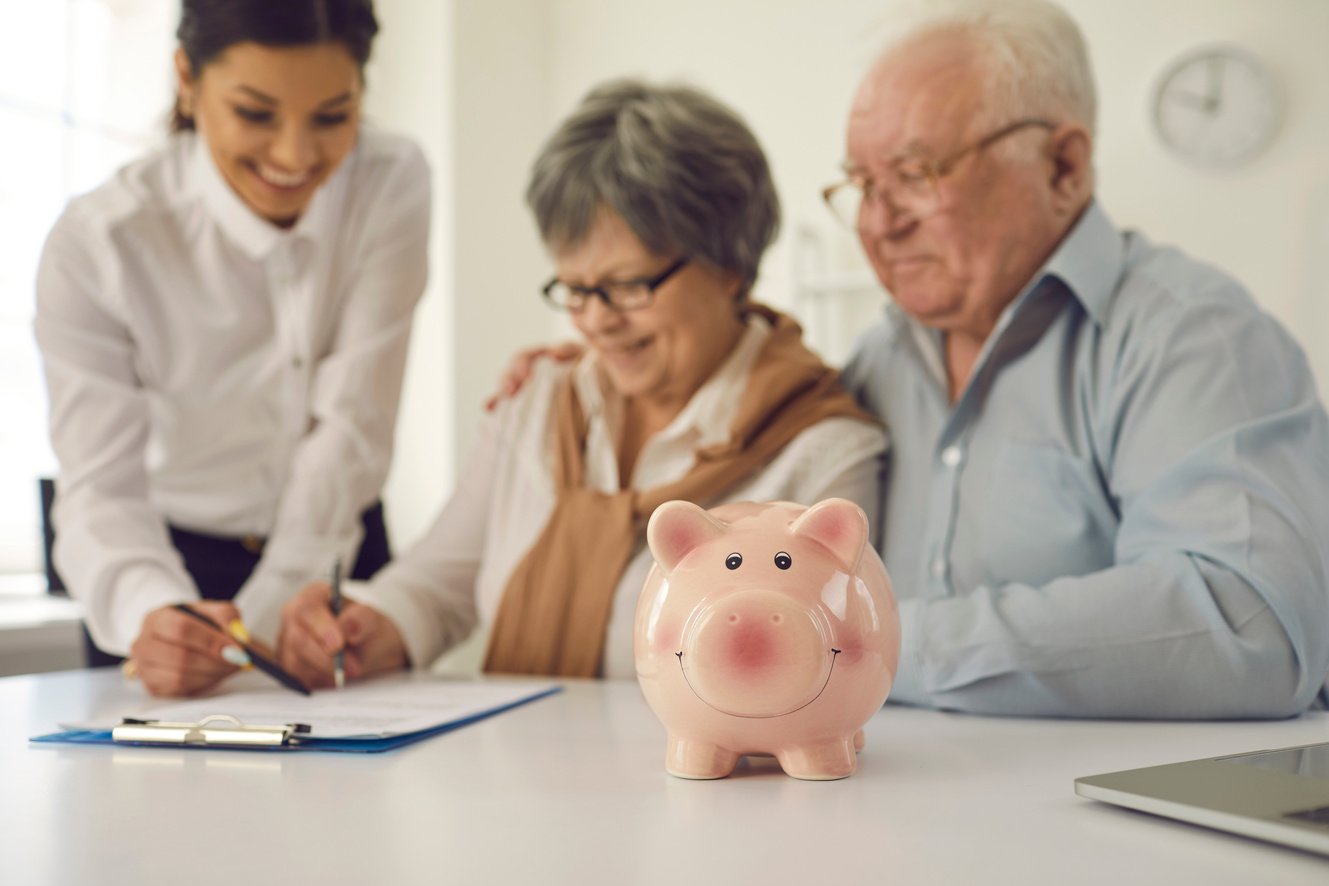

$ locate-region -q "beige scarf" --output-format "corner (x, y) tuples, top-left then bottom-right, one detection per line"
(483, 306), (875, 677)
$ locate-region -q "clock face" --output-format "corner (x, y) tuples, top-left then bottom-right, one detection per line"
(1152, 45), (1281, 168)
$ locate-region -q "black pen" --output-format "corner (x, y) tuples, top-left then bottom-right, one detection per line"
(330, 559), (345, 690)
(172, 603), (312, 696)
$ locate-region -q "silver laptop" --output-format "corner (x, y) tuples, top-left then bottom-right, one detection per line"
(1075, 741), (1329, 856)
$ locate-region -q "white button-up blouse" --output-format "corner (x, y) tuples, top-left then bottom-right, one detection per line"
(35, 127), (431, 653)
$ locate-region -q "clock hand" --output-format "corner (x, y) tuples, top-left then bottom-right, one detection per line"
(1169, 89), (1216, 112)
(1204, 55), (1224, 113)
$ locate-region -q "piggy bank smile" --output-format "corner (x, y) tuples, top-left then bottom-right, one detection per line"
(675, 590), (841, 718)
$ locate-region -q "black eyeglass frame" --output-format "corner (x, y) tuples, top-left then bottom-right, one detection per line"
(822, 118), (1057, 225)
(540, 257), (689, 313)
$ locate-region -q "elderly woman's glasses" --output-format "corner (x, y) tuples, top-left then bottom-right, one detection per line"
(541, 258), (689, 313)
(821, 118), (1055, 229)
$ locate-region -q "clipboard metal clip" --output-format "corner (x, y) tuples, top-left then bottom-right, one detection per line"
(112, 714), (312, 748)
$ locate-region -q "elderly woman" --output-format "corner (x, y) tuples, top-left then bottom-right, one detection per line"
(275, 79), (887, 683)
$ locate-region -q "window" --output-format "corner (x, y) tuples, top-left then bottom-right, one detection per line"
(0, 0), (175, 574)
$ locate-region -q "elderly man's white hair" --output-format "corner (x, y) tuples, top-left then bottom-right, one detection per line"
(881, 0), (1098, 138)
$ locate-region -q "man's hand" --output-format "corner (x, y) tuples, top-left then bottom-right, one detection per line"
(277, 582), (409, 688)
(130, 601), (245, 697)
(483, 341), (584, 411)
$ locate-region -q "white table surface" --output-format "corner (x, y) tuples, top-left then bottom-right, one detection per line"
(2, 667), (1327, 886)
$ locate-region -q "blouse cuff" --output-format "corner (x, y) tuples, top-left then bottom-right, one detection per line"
(101, 564), (197, 657)
(345, 580), (446, 670)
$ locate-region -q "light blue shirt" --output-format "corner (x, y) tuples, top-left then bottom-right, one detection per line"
(844, 202), (1329, 718)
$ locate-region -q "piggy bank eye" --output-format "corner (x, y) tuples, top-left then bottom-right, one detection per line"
(774, 552), (792, 570)
(725, 553), (743, 570)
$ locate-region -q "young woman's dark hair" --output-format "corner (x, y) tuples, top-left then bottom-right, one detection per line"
(172, 0), (379, 132)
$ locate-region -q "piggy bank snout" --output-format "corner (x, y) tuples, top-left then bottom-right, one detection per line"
(678, 590), (836, 718)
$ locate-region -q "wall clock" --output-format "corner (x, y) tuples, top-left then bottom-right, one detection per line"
(1151, 44), (1281, 168)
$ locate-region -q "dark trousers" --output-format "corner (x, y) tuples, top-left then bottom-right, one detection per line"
(83, 503), (392, 667)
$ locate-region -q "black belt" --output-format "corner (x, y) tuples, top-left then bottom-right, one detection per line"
(81, 501), (392, 666)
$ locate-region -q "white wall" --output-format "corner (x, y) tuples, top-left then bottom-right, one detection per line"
(370, 0), (1329, 538)
(368, 0), (553, 547)
(448, 0), (556, 464)
(365, 0), (555, 671)
(363, 0), (453, 547)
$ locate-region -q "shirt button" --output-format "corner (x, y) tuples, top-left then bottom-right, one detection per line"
(940, 445), (963, 468)
(291, 357), (304, 369)
(930, 557), (947, 579)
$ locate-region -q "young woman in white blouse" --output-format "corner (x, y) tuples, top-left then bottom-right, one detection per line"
(276, 79), (887, 686)
(34, 0), (430, 697)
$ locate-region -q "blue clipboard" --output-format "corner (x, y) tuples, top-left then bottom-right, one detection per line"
(30, 685), (561, 753)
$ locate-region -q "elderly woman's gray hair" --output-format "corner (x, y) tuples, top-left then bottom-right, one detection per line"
(526, 79), (780, 292)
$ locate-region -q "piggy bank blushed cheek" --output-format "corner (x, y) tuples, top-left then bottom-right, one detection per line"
(652, 618), (681, 655)
(835, 635), (866, 666)
(834, 626), (866, 656)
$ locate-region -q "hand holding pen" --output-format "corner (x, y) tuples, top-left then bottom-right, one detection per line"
(170, 604), (311, 695)
(127, 600), (254, 698)
(276, 578), (411, 690)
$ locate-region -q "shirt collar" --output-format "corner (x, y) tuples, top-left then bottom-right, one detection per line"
(572, 312), (774, 449)
(190, 131), (352, 260)
(883, 199), (1124, 387)
(1037, 199), (1126, 328)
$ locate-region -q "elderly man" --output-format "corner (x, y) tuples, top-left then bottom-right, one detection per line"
(826, 0), (1329, 717)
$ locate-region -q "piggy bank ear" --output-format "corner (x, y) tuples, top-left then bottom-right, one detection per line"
(789, 498), (868, 572)
(647, 500), (727, 574)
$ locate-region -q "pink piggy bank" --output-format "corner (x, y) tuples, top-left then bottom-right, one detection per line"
(635, 498), (900, 780)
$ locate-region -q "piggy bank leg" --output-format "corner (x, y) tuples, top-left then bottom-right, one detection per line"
(854, 729), (865, 751)
(776, 738), (857, 781)
(666, 736), (740, 779)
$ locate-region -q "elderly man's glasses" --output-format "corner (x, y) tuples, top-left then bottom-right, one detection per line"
(541, 257), (688, 313)
(822, 118), (1055, 229)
